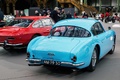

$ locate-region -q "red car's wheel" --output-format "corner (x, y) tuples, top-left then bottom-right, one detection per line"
(31, 34), (40, 39)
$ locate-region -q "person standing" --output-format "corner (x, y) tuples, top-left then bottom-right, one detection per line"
(47, 10), (51, 17)
(74, 12), (78, 18)
(101, 13), (105, 22)
(20, 11), (26, 17)
(59, 9), (66, 20)
(105, 11), (110, 17)
(50, 7), (60, 23)
(66, 11), (72, 19)
(82, 12), (88, 18)
(0, 9), (4, 21)
(35, 10), (39, 16)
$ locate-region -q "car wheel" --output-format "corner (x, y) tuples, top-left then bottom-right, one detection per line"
(105, 19), (108, 23)
(112, 19), (115, 23)
(87, 47), (98, 72)
(32, 35), (40, 39)
(109, 36), (116, 54)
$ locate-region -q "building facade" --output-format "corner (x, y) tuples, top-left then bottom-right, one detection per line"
(0, 0), (58, 15)
(0, 0), (120, 15)
(88, 0), (120, 12)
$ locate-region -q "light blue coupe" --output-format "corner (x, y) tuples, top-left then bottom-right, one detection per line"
(26, 19), (116, 72)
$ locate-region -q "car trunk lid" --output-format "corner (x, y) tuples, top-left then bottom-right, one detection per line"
(0, 26), (21, 36)
(31, 37), (80, 62)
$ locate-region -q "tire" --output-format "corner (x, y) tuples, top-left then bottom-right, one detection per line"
(31, 35), (40, 40)
(87, 47), (98, 72)
(105, 19), (108, 23)
(109, 36), (116, 54)
(112, 19), (115, 23)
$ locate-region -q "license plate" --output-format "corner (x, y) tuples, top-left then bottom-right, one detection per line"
(42, 60), (61, 65)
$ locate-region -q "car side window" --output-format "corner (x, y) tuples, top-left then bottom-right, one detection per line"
(38, 20), (43, 27)
(33, 20), (40, 28)
(50, 18), (55, 25)
(77, 27), (91, 37)
(41, 18), (53, 26)
(97, 23), (105, 33)
(64, 26), (75, 37)
(91, 23), (104, 36)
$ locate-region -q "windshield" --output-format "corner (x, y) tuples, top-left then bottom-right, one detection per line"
(6, 19), (33, 27)
(51, 26), (91, 37)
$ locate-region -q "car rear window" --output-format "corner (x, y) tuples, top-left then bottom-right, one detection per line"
(6, 19), (33, 27)
(51, 26), (91, 37)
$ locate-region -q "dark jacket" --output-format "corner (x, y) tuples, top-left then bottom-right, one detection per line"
(0, 10), (4, 21)
(50, 10), (59, 23)
(35, 13), (39, 16)
(66, 13), (72, 19)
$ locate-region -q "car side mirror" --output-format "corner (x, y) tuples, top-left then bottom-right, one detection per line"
(108, 27), (111, 30)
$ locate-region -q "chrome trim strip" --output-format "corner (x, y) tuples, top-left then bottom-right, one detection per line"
(26, 59), (84, 67)
(0, 43), (4, 45)
(61, 62), (85, 67)
(0, 43), (23, 46)
(26, 59), (41, 62)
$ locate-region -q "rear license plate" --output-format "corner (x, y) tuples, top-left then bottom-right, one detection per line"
(42, 60), (61, 65)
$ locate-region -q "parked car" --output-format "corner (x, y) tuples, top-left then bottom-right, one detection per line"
(0, 16), (54, 51)
(26, 18), (116, 72)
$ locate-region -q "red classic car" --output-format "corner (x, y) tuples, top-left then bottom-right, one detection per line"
(0, 16), (54, 51)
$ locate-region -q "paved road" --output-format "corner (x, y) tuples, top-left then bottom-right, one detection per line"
(0, 21), (120, 80)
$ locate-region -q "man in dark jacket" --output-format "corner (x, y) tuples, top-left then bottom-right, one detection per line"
(35, 10), (39, 16)
(50, 7), (60, 23)
(0, 9), (5, 27)
(66, 11), (72, 19)
(0, 9), (4, 21)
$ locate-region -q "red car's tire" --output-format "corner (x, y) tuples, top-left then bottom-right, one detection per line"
(31, 34), (40, 39)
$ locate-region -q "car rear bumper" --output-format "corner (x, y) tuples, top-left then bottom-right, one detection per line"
(26, 59), (85, 67)
(0, 40), (23, 47)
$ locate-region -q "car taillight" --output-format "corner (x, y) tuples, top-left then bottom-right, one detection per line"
(27, 52), (30, 58)
(71, 56), (77, 62)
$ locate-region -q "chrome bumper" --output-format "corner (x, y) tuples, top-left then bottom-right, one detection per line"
(0, 42), (23, 46)
(26, 59), (85, 67)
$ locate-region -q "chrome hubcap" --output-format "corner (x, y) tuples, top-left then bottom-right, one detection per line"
(92, 50), (97, 67)
(112, 45), (115, 51)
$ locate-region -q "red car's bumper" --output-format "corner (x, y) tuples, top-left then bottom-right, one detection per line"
(0, 35), (30, 47)
(0, 40), (23, 46)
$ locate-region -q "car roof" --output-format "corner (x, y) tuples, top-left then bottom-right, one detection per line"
(15, 16), (50, 20)
(53, 18), (99, 31)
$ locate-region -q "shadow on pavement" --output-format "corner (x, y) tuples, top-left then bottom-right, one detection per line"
(34, 65), (87, 76)
(0, 47), (26, 56)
